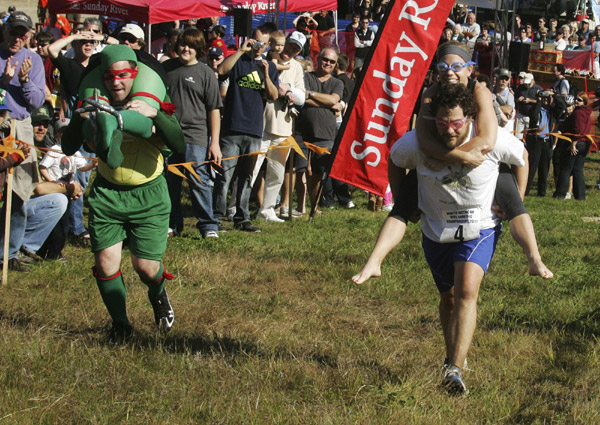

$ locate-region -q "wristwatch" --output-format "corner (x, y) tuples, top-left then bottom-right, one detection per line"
(308, 91), (315, 99)
(103, 33), (109, 44)
(20, 76), (30, 84)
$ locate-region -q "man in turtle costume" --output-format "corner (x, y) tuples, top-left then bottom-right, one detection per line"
(62, 45), (185, 342)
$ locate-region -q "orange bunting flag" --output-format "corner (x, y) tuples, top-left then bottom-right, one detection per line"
(280, 135), (306, 159)
(0, 143), (25, 160)
(180, 162), (203, 184)
(549, 132), (572, 142)
(167, 164), (187, 180)
(304, 142), (330, 155)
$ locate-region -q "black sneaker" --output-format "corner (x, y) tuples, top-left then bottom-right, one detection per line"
(149, 289), (174, 332)
(108, 322), (133, 344)
(234, 221), (261, 233)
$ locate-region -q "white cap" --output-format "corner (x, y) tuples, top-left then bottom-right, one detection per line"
(54, 117), (70, 132)
(288, 31), (306, 49)
(523, 73), (534, 84)
(518, 71), (527, 79)
(120, 23), (144, 41)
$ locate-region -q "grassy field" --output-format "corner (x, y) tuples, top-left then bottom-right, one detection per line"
(1, 153), (600, 424)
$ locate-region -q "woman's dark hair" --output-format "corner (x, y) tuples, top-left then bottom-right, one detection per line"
(431, 84), (479, 118)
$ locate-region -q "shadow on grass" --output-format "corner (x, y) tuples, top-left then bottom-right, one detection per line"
(482, 306), (600, 338)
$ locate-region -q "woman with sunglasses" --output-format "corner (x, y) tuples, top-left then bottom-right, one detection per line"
(553, 92), (592, 200)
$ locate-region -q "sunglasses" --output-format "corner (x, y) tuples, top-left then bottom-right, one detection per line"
(103, 68), (139, 81)
(321, 57), (337, 64)
(33, 121), (50, 128)
(435, 61), (475, 72)
(8, 29), (29, 39)
(433, 117), (473, 131)
(119, 34), (138, 44)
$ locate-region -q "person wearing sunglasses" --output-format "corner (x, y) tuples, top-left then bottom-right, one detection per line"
(389, 83), (528, 395)
(354, 42), (552, 282)
(297, 47), (344, 214)
(354, 15), (374, 69)
(118, 23), (146, 51)
(61, 45), (185, 343)
(0, 11), (45, 144)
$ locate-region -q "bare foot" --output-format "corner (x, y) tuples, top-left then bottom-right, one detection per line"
(352, 261), (381, 284)
(528, 259), (553, 279)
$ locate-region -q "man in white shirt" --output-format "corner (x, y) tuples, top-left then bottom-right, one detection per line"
(389, 83), (525, 395)
(462, 12), (481, 47)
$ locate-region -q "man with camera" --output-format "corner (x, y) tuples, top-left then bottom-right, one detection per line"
(525, 90), (561, 197)
(215, 27), (279, 233)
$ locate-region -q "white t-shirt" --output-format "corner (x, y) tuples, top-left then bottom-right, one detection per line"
(39, 145), (89, 183)
(389, 124), (525, 243)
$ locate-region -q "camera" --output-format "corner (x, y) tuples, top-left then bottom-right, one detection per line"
(252, 41), (265, 50)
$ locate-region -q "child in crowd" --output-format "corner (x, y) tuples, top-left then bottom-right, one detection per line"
(266, 31), (290, 72)
(39, 119), (95, 184)
(267, 31), (302, 118)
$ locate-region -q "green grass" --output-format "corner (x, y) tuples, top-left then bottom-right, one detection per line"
(2, 153), (600, 424)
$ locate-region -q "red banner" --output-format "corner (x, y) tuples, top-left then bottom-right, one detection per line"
(562, 50), (594, 72)
(329, 0), (455, 196)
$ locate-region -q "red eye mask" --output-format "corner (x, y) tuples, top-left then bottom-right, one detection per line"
(103, 68), (139, 81)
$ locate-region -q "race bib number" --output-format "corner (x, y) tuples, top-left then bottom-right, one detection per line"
(439, 207), (480, 243)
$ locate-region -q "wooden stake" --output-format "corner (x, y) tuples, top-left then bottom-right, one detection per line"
(1, 119), (16, 287)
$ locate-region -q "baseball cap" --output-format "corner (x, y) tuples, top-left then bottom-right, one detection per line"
(518, 71), (527, 79)
(54, 118), (70, 132)
(523, 73), (533, 84)
(31, 106), (51, 123)
(6, 11), (33, 31)
(208, 46), (224, 57)
(0, 89), (10, 111)
(120, 23), (145, 41)
(288, 31), (307, 49)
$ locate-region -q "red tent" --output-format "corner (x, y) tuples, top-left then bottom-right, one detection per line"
(48, 0), (336, 24)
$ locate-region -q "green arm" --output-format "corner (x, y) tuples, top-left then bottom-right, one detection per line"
(153, 109), (185, 155)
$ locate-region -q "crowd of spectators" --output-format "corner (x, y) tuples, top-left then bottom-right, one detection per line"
(0, 4), (599, 275)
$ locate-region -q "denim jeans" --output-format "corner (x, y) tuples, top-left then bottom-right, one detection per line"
(167, 143), (218, 234)
(0, 193), (68, 260)
(69, 147), (95, 236)
(213, 133), (261, 224)
(22, 193), (68, 254)
(0, 196), (26, 260)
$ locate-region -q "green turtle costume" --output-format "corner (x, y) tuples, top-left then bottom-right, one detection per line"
(62, 45), (185, 336)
